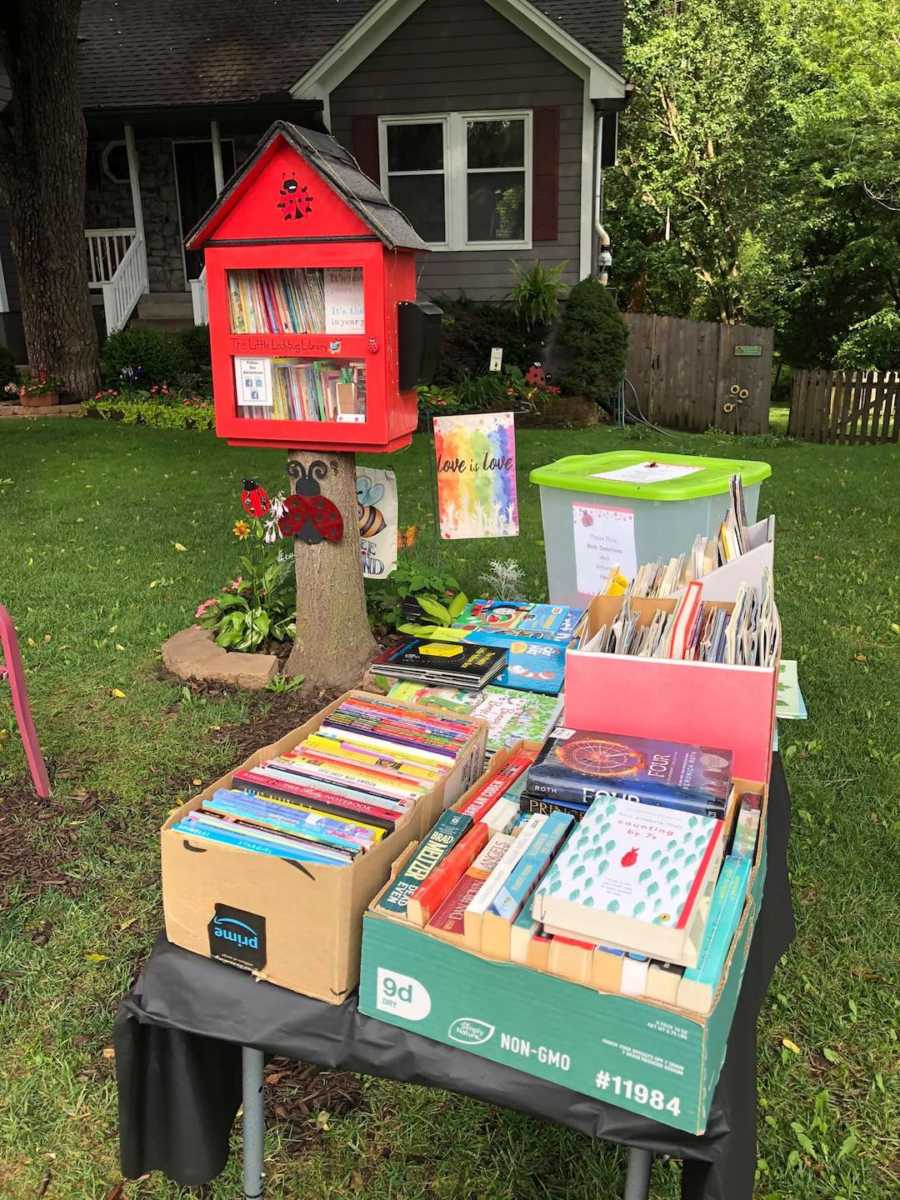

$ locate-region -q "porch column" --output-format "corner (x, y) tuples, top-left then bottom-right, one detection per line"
(123, 122), (148, 291)
(211, 120), (225, 195)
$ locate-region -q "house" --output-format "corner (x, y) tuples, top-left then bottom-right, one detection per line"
(0, 0), (625, 359)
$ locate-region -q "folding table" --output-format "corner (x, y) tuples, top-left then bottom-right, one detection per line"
(115, 757), (793, 1200)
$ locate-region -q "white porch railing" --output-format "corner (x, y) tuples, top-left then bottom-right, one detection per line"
(100, 235), (148, 334)
(85, 227), (136, 288)
(190, 268), (208, 325)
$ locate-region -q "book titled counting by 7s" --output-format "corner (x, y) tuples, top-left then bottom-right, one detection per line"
(526, 729), (732, 809)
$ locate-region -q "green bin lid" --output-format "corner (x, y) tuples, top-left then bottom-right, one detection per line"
(529, 450), (771, 501)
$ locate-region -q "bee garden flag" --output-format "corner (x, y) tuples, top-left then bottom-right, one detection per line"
(432, 412), (519, 540)
(356, 467), (398, 578)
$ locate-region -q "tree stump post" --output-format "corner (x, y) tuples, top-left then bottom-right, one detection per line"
(284, 449), (375, 690)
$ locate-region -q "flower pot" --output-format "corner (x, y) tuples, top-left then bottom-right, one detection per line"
(21, 391), (59, 408)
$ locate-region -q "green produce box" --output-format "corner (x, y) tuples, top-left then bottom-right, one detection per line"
(359, 793), (767, 1135)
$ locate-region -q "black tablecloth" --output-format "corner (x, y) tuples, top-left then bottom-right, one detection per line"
(115, 757), (794, 1200)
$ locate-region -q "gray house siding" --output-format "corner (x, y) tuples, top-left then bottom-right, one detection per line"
(329, 0), (586, 302)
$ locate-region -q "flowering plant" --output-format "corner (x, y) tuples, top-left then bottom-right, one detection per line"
(14, 368), (62, 398)
(196, 482), (296, 652)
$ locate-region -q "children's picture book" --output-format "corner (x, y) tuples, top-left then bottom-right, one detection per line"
(452, 600), (586, 644)
(385, 682), (562, 756)
(532, 794), (725, 967)
(372, 640), (508, 690)
(526, 729), (732, 812)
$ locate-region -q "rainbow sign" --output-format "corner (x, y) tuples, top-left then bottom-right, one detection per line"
(432, 412), (519, 540)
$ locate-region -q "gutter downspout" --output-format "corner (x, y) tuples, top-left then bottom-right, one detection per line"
(593, 110), (612, 285)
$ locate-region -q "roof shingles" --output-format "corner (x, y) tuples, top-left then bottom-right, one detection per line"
(77, 0), (622, 110)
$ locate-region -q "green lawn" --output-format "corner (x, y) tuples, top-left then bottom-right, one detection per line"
(0, 418), (897, 1199)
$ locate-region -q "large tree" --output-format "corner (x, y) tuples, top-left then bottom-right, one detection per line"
(0, 0), (99, 397)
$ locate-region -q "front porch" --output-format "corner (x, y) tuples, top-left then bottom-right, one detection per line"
(82, 100), (322, 336)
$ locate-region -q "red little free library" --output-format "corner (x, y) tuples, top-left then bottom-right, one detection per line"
(187, 122), (437, 454)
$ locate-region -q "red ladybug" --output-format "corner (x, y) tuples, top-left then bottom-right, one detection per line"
(620, 847), (639, 868)
(279, 461), (344, 544)
(241, 479), (271, 518)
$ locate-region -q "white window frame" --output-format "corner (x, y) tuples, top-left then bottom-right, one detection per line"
(378, 109), (533, 252)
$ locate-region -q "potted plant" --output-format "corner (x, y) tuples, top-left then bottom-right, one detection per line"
(16, 368), (61, 407)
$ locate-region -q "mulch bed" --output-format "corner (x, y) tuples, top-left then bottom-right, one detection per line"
(263, 1057), (368, 1148)
(0, 775), (96, 906)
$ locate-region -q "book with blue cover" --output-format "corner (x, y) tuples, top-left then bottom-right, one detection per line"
(525, 729), (732, 812)
(677, 855), (752, 1012)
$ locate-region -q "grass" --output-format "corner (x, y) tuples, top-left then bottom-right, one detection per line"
(0, 417), (897, 1199)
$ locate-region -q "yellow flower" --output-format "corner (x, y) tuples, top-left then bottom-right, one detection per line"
(233, 519), (251, 540)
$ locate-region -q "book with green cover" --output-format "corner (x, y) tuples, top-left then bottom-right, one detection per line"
(385, 682), (563, 755)
(375, 810), (473, 918)
(532, 794), (724, 967)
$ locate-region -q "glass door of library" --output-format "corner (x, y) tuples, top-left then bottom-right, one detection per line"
(174, 140), (236, 284)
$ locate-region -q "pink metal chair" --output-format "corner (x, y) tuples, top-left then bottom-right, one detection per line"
(0, 604), (51, 798)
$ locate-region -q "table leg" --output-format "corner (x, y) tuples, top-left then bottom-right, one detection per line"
(623, 1147), (652, 1200)
(242, 1046), (266, 1199)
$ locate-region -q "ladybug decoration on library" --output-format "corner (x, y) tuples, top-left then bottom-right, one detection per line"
(277, 174), (314, 221)
(240, 479), (271, 518)
(279, 460), (344, 544)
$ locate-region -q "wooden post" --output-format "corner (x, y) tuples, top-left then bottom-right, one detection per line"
(210, 120), (225, 195)
(123, 122), (148, 290)
(283, 450), (376, 691)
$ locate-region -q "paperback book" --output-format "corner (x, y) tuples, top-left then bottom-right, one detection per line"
(532, 794), (725, 967)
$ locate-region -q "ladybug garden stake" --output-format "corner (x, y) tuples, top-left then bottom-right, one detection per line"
(240, 479), (271, 518)
(279, 460), (344, 544)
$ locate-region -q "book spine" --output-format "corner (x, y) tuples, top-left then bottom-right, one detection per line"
(406, 823), (489, 926)
(467, 815), (546, 917)
(206, 789), (378, 851)
(678, 856), (751, 1003)
(376, 811), (473, 917)
(456, 752), (535, 820)
(524, 772), (724, 817)
(339, 697), (477, 739)
(233, 770), (399, 832)
(489, 812), (573, 919)
(173, 816), (345, 866)
(305, 732), (442, 782)
(521, 793), (588, 820)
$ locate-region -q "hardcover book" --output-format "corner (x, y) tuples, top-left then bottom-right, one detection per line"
(373, 640), (508, 690)
(532, 795), (724, 967)
(525, 729), (732, 811)
(452, 600), (585, 644)
(426, 872), (485, 944)
(385, 682), (562, 755)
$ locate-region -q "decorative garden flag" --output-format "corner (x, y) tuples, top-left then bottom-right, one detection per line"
(433, 412), (519, 540)
(356, 467), (398, 578)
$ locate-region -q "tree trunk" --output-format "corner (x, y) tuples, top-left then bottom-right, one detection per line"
(284, 450), (376, 691)
(0, 1), (100, 398)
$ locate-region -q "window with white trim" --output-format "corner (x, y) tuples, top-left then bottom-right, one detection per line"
(378, 111), (532, 250)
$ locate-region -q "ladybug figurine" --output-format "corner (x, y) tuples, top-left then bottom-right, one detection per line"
(240, 479), (271, 519)
(278, 461), (344, 544)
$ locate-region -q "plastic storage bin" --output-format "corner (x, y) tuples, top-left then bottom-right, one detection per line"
(529, 450), (771, 607)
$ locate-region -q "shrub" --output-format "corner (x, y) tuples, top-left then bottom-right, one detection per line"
(557, 277), (628, 403)
(431, 295), (545, 385)
(101, 327), (193, 388)
(177, 324), (212, 372)
(834, 309), (900, 371)
(508, 260), (568, 331)
(0, 344), (17, 390)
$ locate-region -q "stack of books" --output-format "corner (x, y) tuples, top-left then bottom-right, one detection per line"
(172, 695), (483, 868)
(372, 640), (508, 690)
(374, 728), (761, 1014)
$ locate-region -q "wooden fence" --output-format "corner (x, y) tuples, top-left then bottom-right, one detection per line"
(788, 370), (899, 444)
(623, 314), (774, 435)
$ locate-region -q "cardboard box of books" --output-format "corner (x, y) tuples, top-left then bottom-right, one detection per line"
(566, 593), (780, 781)
(161, 690), (487, 1004)
(358, 749), (767, 1135)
